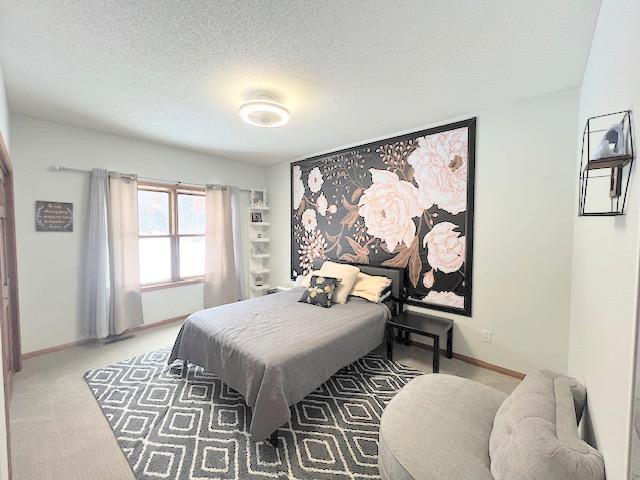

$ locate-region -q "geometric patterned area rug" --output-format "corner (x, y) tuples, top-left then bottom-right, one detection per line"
(84, 348), (422, 479)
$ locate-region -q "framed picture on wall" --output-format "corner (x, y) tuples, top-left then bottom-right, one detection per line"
(290, 118), (476, 316)
(250, 189), (267, 208)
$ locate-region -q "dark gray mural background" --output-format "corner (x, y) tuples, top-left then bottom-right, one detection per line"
(291, 119), (476, 316)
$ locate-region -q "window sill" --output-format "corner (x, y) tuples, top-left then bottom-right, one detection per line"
(141, 277), (204, 292)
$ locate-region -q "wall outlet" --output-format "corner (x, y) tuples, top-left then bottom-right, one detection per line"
(481, 330), (492, 343)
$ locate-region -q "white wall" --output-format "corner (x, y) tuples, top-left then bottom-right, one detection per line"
(267, 161), (292, 287)
(568, 0), (640, 478)
(10, 113), (266, 354)
(268, 88), (579, 375)
(0, 62), (10, 480)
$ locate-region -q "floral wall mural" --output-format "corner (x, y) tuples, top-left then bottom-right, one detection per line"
(291, 118), (476, 315)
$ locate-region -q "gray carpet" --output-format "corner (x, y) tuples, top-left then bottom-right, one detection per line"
(85, 348), (422, 480)
(11, 322), (519, 480)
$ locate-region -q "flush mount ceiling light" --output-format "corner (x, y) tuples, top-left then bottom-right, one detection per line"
(239, 99), (290, 128)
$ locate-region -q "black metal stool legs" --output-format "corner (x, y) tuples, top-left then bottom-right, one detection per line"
(386, 324), (394, 360)
(432, 336), (440, 373)
(446, 329), (453, 359)
(269, 430), (279, 448)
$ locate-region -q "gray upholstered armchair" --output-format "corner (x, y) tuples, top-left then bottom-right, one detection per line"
(378, 370), (605, 480)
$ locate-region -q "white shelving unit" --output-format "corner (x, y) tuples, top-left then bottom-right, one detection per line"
(249, 197), (270, 298)
(250, 267), (270, 275)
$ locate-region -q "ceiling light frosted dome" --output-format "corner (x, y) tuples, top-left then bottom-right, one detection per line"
(239, 100), (290, 128)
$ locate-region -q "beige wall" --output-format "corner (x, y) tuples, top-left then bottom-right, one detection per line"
(268, 88), (580, 375)
(10, 113), (266, 354)
(568, 0), (640, 478)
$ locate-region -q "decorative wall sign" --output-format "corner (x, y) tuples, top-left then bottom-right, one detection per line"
(35, 201), (73, 232)
(290, 118), (476, 316)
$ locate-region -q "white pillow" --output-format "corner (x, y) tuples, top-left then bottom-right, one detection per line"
(350, 272), (392, 303)
(318, 261), (360, 304)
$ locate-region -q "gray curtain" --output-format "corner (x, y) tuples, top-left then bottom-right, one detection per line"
(82, 169), (143, 339)
(81, 169), (111, 338)
(231, 187), (247, 300)
(204, 186), (240, 308)
(108, 173), (143, 335)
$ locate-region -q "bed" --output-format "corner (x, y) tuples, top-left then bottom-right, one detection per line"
(168, 264), (403, 442)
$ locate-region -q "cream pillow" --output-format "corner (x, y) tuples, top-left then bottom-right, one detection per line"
(318, 261), (359, 304)
(351, 272), (392, 303)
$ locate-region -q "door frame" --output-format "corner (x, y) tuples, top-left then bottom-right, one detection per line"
(0, 134), (21, 374)
(0, 132), (20, 480)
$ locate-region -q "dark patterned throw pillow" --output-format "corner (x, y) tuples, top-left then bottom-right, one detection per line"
(298, 275), (341, 308)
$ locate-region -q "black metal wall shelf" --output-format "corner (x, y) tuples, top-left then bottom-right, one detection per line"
(578, 110), (634, 216)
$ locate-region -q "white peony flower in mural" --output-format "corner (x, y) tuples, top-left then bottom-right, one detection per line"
(308, 167), (324, 193)
(301, 208), (318, 232)
(358, 168), (422, 253)
(292, 165), (305, 210)
(316, 192), (328, 216)
(423, 221), (465, 273)
(407, 127), (468, 215)
(424, 290), (464, 309)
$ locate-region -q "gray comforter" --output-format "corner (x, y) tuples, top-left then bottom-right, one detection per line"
(168, 287), (390, 440)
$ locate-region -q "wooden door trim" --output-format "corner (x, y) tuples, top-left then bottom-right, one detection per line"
(0, 132), (17, 480)
(0, 135), (20, 373)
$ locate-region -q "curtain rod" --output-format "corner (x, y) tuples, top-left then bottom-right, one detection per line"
(50, 165), (253, 192)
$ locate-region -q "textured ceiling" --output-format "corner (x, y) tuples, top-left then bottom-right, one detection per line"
(0, 1), (600, 165)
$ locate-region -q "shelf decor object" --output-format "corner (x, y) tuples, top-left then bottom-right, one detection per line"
(250, 189), (267, 208)
(249, 190), (270, 297)
(579, 110), (634, 216)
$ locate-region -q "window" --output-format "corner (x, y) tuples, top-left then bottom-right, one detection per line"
(138, 183), (206, 287)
